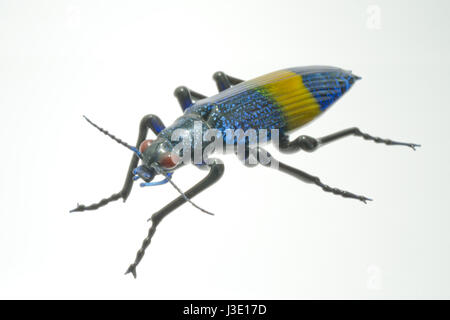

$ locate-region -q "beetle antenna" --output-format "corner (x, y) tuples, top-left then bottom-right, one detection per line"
(82, 115), (142, 158)
(149, 170), (215, 218)
(166, 176), (215, 216)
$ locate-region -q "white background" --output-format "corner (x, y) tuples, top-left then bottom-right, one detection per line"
(1, 0), (449, 299)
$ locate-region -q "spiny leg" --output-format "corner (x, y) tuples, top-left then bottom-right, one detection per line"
(125, 159), (225, 278)
(174, 86), (207, 112)
(212, 71), (243, 92)
(240, 146), (371, 203)
(174, 72), (243, 111)
(278, 127), (420, 154)
(70, 114), (165, 212)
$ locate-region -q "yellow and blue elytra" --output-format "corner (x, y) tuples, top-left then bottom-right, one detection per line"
(184, 66), (360, 142)
(72, 66), (420, 278)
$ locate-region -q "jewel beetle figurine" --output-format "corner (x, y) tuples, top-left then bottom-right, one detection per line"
(71, 66), (420, 278)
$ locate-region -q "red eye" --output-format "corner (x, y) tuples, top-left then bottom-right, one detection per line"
(139, 139), (154, 154)
(159, 152), (180, 169)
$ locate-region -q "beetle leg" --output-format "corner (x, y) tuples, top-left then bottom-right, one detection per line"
(125, 159), (225, 278)
(174, 86), (207, 111)
(212, 71), (243, 92)
(70, 114), (166, 212)
(240, 146), (372, 203)
(278, 128), (420, 154)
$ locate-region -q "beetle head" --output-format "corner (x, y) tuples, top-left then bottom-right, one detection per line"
(138, 137), (181, 173)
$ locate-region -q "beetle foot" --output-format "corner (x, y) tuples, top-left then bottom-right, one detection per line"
(125, 264), (137, 279)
